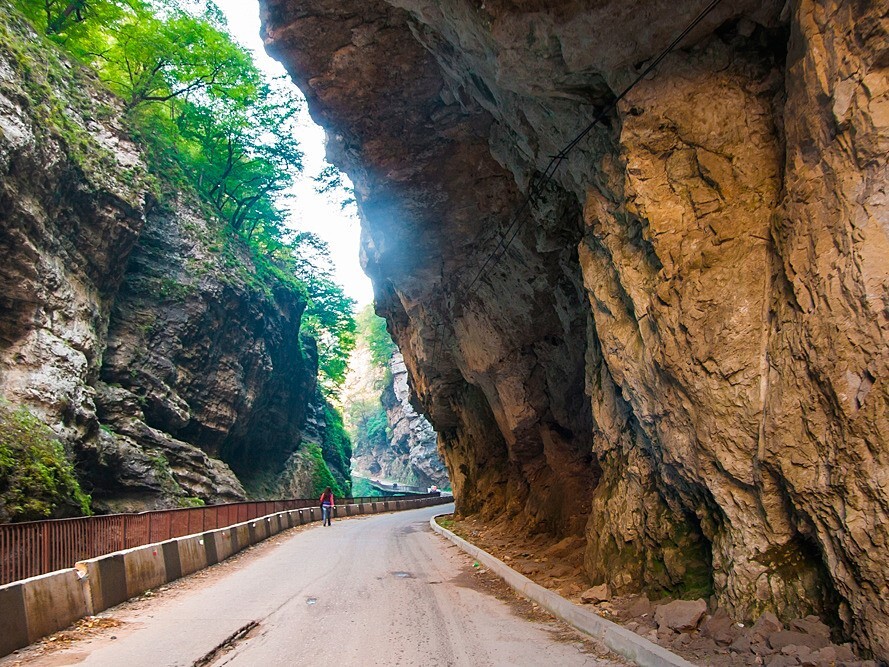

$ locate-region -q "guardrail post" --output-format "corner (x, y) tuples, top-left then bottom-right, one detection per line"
(41, 524), (49, 575)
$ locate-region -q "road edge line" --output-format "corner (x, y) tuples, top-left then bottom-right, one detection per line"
(429, 513), (696, 667)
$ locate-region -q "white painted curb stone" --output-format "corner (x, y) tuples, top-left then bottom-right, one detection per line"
(431, 513), (696, 667)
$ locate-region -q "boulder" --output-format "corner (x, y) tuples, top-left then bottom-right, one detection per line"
(701, 608), (739, 645)
(654, 599), (708, 632)
(803, 646), (836, 666)
(788, 617), (831, 640)
(752, 612), (784, 640)
(626, 595), (653, 618)
(730, 635), (753, 654)
(580, 584), (611, 604)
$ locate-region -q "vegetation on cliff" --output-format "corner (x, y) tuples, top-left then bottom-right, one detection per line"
(0, 0), (358, 515)
(9, 0), (355, 390)
(0, 404), (91, 522)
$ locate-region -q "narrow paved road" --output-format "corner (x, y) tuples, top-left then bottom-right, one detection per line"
(8, 505), (624, 666)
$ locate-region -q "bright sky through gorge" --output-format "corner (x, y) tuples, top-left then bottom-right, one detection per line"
(215, 0), (374, 307)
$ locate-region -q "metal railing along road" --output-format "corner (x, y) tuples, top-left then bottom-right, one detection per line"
(0, 494), (439, 585)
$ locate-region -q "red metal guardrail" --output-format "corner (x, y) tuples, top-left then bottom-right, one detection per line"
(0, 494), (438, 585)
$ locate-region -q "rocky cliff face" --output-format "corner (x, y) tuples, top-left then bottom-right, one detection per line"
(381, 352), (449, 488)
(0, 8), (346, 513)
(262, 0), (888, 657)
(344, 338), (447, 487)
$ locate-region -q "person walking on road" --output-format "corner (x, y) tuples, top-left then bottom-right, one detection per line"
(320, 487), (334, 526)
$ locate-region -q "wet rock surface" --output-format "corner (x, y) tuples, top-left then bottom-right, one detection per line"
(263, 0), (888, 659)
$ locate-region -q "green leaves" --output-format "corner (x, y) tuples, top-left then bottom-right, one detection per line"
(356, 304), (396, 369)
(291, 234), (356, 392)
(102, 9), (256, 109)
(11, 0), (357, 393)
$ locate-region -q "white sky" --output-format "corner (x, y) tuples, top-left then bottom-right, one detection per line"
(214, 0), (374, 307)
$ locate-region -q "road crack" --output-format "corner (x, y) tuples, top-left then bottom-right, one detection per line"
(191, 621), (259, 667)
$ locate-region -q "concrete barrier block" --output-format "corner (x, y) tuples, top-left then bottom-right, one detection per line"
(348, 504), (359, 516)
(230, 523), (248, 553)
(76, 553), (127, 613)
(21, 569), (89, 644)
(126, 543), (169, 597)
(161, 540), (182, 582)
(0, 581), (29, 656)
(218, 527), (237, 561)
(247, 518), (270, 544)
(176, 535), (208, 577)
(203, 530), (223, 565)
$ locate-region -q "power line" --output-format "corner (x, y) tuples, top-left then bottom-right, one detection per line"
(430, 0), (724, 366)
(461, 0), (724, 296)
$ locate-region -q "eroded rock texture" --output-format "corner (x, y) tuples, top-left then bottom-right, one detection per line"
(382, 352), (449, 488)
(344, 339), (448, 487)
(262, 0), (888, 656)
(0, 13), (344, 512)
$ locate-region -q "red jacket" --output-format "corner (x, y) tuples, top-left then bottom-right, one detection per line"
(320, 491), (334, 506)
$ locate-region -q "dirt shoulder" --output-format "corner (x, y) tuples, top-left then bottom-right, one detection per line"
(438, 515), (878, 667)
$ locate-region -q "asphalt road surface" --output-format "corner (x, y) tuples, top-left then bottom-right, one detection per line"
(7, 504), (625, 667)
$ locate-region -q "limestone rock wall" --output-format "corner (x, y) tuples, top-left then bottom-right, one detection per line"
(0, 9), (339, 513)
(263, 0), (888, 656)
(380, 352), (448, 487)
(92, 202), (317, 509)
(345, 342), (448, 488)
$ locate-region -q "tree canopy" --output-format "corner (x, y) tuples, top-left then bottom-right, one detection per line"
(356, 305), (396, 369)
(13, 0), (356, 388)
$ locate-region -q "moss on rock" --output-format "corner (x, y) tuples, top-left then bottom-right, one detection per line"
(0, 404), (91, 522)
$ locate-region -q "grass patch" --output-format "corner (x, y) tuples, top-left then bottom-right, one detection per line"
(436, 514), (456, 531)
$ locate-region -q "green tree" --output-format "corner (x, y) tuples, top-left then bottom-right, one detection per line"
(174, 79), (302, 235)
(93, 7), (257, 110)
(356, 304), (396, 369)
(16, 0), (131, 37)
(314, 163), (356, 211)
(289, 234), (356, 391)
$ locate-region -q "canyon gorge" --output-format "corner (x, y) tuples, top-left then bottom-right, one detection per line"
(260, 0), (888, 659)
(344, 308), (449, 489)
(0, 2), (351, 515)
(0, 0), (885, 661)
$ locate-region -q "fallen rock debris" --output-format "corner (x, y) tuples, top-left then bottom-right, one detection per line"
(442, 515), (879, 667)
